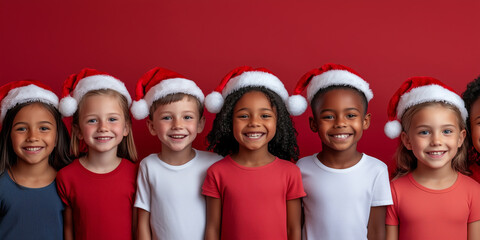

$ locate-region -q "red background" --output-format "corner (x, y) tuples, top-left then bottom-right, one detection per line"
(1, 1), (479, 168)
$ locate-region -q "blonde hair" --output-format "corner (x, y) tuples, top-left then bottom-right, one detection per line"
(393, 101), (468, 178)
(71, 89), (137, 162)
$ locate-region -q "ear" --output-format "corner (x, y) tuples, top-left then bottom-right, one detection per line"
(309, 116), (318, 132)
(458, 128), (467, 148)
(123, 122), (130, 137)
(146, 118), (158, 136)
(400, 131), (412, 150)
(197, 116), (206, 134)
(363, 113), (371, 130)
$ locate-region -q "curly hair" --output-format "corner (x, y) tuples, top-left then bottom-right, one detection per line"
(207, 86), (299, 161)
(392, 102), (469, 179)
(0, 102), (72, 174)
(462, 75), (480, 165)
(310, 85), (368, 115)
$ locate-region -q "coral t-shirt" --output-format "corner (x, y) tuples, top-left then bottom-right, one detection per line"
(202, 156), (306, 240)
(386, 173), (480, 240)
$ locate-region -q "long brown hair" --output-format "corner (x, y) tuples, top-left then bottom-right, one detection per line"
(70, 89), (137, 162)
(393, 102), (468, 178)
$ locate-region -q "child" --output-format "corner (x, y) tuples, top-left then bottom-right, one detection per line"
(130, 67), (222, 240)
(291, 63), (392, 240)
(384, 77), (480, 240)
(55, 68), (138, 240)
(202, 66), (306, 240)
(0, 80), (71, 240)
(462, 75), (480, 183)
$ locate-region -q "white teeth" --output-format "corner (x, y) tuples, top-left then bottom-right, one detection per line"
(96, 137), (111, 140)
(25, 147), (42, 151)
(429, 151), (445, 155)
(170, 135), (186, 139)
(246, 133), (263, 138)
(333, 134), (349, 139)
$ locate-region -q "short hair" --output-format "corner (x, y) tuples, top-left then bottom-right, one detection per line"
(310, 85), (368, 116)
(148, 93), (204, 120)
(392, 101), (468, 179)
(207, 86), (299, 161)
(0, 102), (72, 174)
(71, 89), (137, 162)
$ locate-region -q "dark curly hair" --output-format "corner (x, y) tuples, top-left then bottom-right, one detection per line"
(207, 86), (299, 161)
(0, 102), (72, 174)
(462, 75), (480, 165)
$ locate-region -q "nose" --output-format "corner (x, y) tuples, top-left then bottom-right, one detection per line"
(247, 116), (261, 127)
(334, 117), (346, 128)
(97, 120), (108, 132)
(26, 130), (39, 142)
(430, 132), (442, 146)
(172, 118), (183, 129)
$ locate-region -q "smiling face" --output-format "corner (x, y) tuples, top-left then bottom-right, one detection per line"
(75, 94), (129, 156)
(147, 96), (205, 154)
(401, 104), (466, 172)
(232, 91), (277, 154)
(310, 88), (370, 153)
(10, 103), (57, 166)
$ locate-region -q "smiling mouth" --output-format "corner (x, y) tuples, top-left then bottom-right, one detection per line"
(169, 135), (187, 139)
(330, 134), (351, 139)
(427, 151), (446, 157)
(95, 137), (113, 141)
(244, 133), (265, 139)
(23, 147), (43, 152)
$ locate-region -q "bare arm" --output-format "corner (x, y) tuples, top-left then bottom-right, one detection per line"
(367, 206), (386, 240)
(385, 225), (398, 240)
(286, 198), (302, 240)
(63, 206), (74, 240)
(468, 220), (480, 240)
(136, 208), (151, 240)
(205, 196), (222, 240)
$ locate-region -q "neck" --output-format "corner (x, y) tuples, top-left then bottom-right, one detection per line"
(232, 147), (276, 167)
(82, 148), (122, 173)
(10, 159), (56, 188)
(411, 165), (458, 190)
(318, 144), (362, 169)
(159, 145), (196, 166)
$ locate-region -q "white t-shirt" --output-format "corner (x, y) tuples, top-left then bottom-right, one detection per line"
(297, 153), (392, 240)
(134, 149), (222, 240)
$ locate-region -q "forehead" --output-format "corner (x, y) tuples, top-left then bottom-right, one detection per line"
(313, 88), (365, 112)
(153, 96), (200, 113)
(234, 91), (272, 110)
(14, 102), (55, 123)
(412, 104), (459, 125)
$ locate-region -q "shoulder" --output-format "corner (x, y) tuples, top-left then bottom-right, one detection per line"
(458, 173), (480, 191)
(206, 156), (230, 170)
(296, 154), (317, 168)
(138, 154), (159, 167)
(362, 154), (388, 168)
(195, 150), (223, 163)
(121, 159), (138, 174)
(56, 159), (80, 178)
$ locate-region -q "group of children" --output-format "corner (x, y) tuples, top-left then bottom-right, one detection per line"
(0, 63), (479, 240)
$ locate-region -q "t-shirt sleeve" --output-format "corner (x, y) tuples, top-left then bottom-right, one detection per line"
(286, 165), (306, 200)
(468, 180), (480, 223)
(134, 162), (151, 212)
(202, 166), (221, 199)
(55, 170), (70, 207)
(371, 165), (393, 206)
(385, 182), (399, 226)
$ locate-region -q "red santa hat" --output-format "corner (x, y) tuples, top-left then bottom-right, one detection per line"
(384, 76), (467, 139)
(0, 80), (59, 125)
(59, 68), (132, 117)
(205, 66), (292, 114)
(288, 63), (374, 116)
(130, 67), (205, 120)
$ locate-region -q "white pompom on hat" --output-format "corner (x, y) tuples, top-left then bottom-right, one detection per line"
(384, 76), (467, 139)
(58, 68), (132, 117)
(204, 66), (292, 114)
(287, 63), (373, 116)
(0, 80), (59, 126)
(130, 67), (205, 120)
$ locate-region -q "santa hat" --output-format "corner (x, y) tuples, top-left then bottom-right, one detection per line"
(384, 76), (467, 139)
(130, 67), (205, 120)
(59, 68), (132, 117)
(205, 66), (292, 114)
(0, 80), (59, 125)
(288, 63), (373, 116)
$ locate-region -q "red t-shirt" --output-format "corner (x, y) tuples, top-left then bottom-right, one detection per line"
(386, 173), (480, 240)
(202, 156), (306, 240)
(56, 159), (137, 240)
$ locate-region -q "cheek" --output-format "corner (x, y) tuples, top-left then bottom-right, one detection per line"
(471, 125), (480, 151)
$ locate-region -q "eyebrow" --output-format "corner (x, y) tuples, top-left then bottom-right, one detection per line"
(320, 107), (360, 113)
(13, 121), (54, 127)
(414, 124), (456, 129)
(235, 107), (274, 112)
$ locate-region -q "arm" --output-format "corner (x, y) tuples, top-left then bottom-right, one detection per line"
(205, 196), (222, 240)
(286, 198), (302, 240)
(136, 208), (151, 240)
(385, 225), (398, 240)
(367, 206), (386, 240)
(468, 220), (480, 240)
(63, 206), (74, 240)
